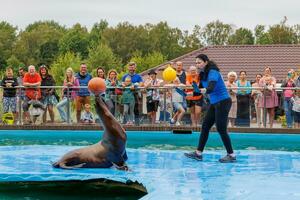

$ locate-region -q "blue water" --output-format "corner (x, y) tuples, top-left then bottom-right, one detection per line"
(0, 146), (300, 200)
(0, 130), (300, 199)
(1, 130), (300, 151)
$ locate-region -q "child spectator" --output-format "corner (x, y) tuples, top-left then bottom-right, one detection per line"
(165, 77), (186, 126)
(1, 67), (18, 123)
(80, 104), (95, 124)
(159, 91), (173, 122)
(291, 90), (300, 128)
(122, 77), (135, 125)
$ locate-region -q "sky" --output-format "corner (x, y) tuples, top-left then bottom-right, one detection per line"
(0, 0), (299, 31)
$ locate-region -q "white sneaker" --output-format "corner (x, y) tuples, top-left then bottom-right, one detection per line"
(176, 121), (181, 126)
(170, 119), (175, 124)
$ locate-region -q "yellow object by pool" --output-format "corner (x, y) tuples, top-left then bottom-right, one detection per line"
(162, 66), (176, 82)
(2, 113), (14, 125)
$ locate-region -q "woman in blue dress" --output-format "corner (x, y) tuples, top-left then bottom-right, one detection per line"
(185, 54), (236, 163)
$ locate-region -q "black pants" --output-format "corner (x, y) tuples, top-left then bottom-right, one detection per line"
(197, 98), (234, 154)
(133, 93), (140, 125)
(236, 94), (250, 127)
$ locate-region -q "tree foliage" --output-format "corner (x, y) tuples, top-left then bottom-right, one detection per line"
(6, 55), (22, 71)
(59, 23), (90, 59)
(0, 18), (299, 77)
(14, 20), (65, 66)
(200, 20), (233, 45)
(268, 17), (297, 44)
(89, 20), (109, 49)
(228, 28), (254, 45)
(130, 51), (166, 73)
(87, 43), (122, 76)
(0, 21), (17, 69)
(50, 52), (82, 85)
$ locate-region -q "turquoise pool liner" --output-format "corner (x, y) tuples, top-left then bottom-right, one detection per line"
(0, 130), (300, 199)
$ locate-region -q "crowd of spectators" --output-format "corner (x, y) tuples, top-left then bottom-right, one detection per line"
(0, 61), (300, 128)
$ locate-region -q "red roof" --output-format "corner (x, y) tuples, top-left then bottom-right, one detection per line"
(141, 45), (300, 82)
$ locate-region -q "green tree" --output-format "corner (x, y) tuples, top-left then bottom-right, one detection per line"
(24, 20), (65, 32)
(254, 25), (271, 44)
(267, 17), (297, 44)
(0, 21), (17, 69)
(102, 21), (187, 63)
(89, 20), (109, 49)
(142, 51), (165, 72)
(87, 43), (122, 76)
(50, 52), (82, 85)
(6, 55), (22, 71)
(102, 22), (147, 63)
(147, 22), (185, 60)
(39, 41), (60, 66)
(59, 23), (90, 59)
(228, 28), (254, 45)
(129, 51), (165, 73)
(14, 20), (65, 66)
(293, 24), (300, 44)
(200, 20), (233, 45)
(181, 28), (202, 52)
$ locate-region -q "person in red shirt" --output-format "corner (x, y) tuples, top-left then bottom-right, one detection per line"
(22, 65), (42, 124)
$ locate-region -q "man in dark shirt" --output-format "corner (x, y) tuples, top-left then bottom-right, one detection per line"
(1, 67), (18, 123)
(175, 61), (186, 84)
(75, 63), (92, 123)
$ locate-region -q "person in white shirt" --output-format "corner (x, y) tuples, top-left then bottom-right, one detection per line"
(80, 104), (95, 124)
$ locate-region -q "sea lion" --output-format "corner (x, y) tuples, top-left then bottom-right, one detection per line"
(52, 95), (128, 170)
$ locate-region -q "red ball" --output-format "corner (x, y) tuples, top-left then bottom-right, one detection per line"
(88, 77), (106, 94)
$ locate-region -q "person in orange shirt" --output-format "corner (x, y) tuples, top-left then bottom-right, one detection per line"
(186, 66), (202, 126)
(22, 65), (42, 124)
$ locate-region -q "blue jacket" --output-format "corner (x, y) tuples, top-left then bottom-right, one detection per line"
(75, 73), (92, 96)
(200, 64), (229, 104)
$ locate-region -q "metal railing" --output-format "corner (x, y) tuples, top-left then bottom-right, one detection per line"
(0, 85), (299, 128)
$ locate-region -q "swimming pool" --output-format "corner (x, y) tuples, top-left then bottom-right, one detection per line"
(0, 130), (300, 200)
(1, 130), (300, 151)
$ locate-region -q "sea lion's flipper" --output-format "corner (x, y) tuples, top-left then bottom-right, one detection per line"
(112, 162), (130, 171)
(51, 161), (86, 169)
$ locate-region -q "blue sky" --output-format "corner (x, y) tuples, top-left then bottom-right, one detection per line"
(0, 0), (299, 31)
